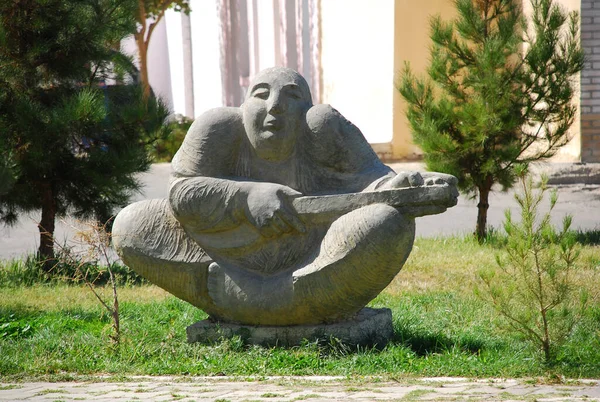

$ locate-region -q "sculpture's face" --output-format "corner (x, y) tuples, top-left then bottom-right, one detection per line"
(242, 67), (312, 162)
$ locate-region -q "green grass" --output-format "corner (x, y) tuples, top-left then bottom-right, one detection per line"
(0, 235), (599, 380)
(0, 255), (145, 287)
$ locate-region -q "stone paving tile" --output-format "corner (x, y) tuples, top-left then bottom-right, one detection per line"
(0, 377), (599, 401)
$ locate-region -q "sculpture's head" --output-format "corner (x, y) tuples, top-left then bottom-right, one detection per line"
(242, 67), (313, 162)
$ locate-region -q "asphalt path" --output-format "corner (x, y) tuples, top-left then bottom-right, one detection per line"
(1, 162), (599, 260)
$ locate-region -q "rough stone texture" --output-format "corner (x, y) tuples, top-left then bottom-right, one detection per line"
(187, 307), (393, 347)
(112, 67), (458, 329)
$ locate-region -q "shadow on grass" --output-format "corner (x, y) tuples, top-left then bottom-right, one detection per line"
(392, 325), (486, 356)
(575, 229), (600, 246)
(461, 228), (600, 249)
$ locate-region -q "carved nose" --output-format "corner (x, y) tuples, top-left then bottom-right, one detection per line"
(268, 95), (285, 114)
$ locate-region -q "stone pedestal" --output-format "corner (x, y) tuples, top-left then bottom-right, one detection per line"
(187, 307), (393, 347)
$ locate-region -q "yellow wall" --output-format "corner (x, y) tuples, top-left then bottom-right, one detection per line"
(392, 0), (457, 159)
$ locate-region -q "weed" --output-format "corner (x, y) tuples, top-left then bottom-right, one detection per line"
(0, 313), (34, 339)
(34, 389), (67, 396)
(292, 394), (322, 401)
(0, 255), (144, 287)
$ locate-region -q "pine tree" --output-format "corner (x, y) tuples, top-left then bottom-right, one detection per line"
(0, 0), (170, 265)
(0, 154), (15, 196)
(398, 0), (584, 242)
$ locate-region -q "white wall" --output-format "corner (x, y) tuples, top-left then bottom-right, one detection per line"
(165, 9), (185, 116)
(188, 0), (223, 116)
(320, 0), (395, 144)
(255, 0), (277, 71)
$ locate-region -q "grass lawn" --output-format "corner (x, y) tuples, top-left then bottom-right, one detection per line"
(1, 235), (599, 381)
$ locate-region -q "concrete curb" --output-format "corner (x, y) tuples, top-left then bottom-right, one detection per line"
(540, 163), (600, 185)
(387, 162), (600, 185)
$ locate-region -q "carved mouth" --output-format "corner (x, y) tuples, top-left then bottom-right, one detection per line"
(263, 117), (283, 131)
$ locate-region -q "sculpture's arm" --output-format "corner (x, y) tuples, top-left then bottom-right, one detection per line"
(169, 176), (244, 234)
(169, 177), (304, 237)
(168, 107), (244, 234)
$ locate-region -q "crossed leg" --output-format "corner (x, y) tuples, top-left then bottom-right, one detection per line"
(112, 199), (219, 315)
(207, 203), (415, 325)
(114, 199), (415, 326)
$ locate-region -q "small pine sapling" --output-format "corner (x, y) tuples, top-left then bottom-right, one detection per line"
(477, 173), (586, 362)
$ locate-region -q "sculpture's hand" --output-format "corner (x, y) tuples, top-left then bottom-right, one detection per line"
(366, 171), (459, 217)
(244, 183), (306, 238)
(381, 171), (458, 189)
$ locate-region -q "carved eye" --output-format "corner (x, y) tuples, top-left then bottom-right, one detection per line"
(285, 87), (302, 100)
(253, 88), (269, 99)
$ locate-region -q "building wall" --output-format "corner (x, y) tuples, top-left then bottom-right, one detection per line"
(188, 0), (223, 116)
(391, 0), (457, 160)
(320, 0), (395, 145)
(581, 0), (600, 162)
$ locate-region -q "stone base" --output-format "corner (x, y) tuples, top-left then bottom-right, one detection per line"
(186, 307), (393, 348)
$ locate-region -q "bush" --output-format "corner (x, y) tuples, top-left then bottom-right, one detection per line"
(148, 114), (193, 162)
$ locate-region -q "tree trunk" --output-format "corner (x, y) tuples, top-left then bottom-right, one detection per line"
(38, 183), (57, 271)
(140, 46), (150, 100)
(136, 33), (150, 100)
(475, 181), (492, 243)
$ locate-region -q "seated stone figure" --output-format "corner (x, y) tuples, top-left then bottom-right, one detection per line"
(112, 67), (458, 327)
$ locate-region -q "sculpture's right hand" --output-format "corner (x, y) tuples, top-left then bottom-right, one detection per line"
(243, 183), (306, 238)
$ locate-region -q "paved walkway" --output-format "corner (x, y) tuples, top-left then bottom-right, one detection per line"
(1, 376), (600, 401)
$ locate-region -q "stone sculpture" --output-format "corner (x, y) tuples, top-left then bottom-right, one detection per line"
(112, 67), (458, 343)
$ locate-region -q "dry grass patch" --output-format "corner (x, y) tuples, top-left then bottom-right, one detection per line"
(387, 236), (600, 301)
(0, 285), (169, 312)
(387, 237), (498, 296)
